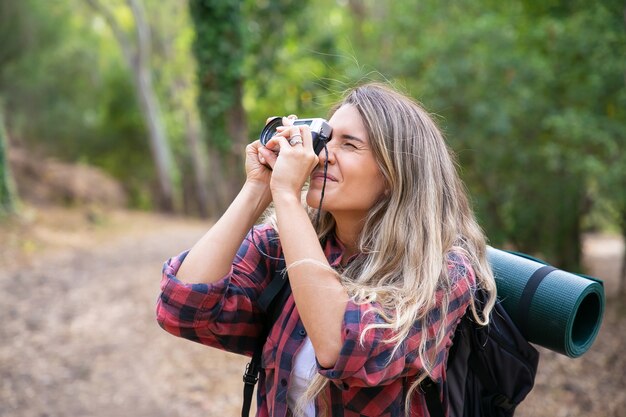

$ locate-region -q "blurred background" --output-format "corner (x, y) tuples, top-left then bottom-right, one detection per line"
(0, 1), (625, 416)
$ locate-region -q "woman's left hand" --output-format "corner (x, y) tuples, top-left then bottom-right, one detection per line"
(258, 118), (319, 201)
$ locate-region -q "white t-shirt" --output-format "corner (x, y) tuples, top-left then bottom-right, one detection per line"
(287, 336), (317, 416)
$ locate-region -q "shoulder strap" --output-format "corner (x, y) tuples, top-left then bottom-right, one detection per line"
(422, 312), (469, 417)
(422, 290), (482, 417)
(241, 265), (291, 417)
(258, 269), (289, 312)
(423, 378), (445, 417)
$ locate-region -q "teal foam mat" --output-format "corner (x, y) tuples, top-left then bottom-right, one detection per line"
(486, 247), (605, 358)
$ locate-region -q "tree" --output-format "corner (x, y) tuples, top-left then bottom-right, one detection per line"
(342, 1), (626, 271)
(608, 149), (626, 296)
(188, 0), (248, 214)
(188, 0), (338, 215)
(146, 0), (212, 217)
(0, 103), (18, 217)
(85, 0), (178, 212)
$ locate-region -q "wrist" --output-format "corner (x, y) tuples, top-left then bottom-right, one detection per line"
(241, 180), (272, 215)
(243, 179), (270, 196)
(271, 190), (302, 208)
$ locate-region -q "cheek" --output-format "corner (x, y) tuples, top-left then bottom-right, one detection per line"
(365, 178), (387, 204)
(351, 171), (386, 207)
(305, 189), (317, 207)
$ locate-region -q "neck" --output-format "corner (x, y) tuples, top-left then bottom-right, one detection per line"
(333, 213), (365, 261)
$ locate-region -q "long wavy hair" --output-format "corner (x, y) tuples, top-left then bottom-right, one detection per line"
(267, 82), (497, 416)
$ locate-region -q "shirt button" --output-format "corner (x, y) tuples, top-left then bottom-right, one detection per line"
(299, 329), (306, 337)
(280, 378), (288, 387)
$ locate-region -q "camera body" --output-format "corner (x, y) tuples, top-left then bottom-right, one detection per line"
(259, 117), (332, 155)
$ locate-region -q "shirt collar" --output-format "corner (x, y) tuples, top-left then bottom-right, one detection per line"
(323, 232), (360, 269)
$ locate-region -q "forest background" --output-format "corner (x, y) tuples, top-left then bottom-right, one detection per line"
(1, 0), (625, 274)
(0, 1), (626, 417)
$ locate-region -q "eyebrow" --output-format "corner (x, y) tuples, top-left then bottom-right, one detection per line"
(339, 133), (365, 143)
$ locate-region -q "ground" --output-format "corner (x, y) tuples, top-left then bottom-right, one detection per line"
(0, 205), (624, 417)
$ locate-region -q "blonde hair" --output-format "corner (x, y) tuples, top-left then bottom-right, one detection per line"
(267, 82), (497, 416)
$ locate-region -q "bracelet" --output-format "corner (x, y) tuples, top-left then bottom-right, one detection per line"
(286, 258), (338, 275)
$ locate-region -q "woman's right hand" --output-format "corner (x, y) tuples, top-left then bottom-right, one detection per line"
(245, 140), (273, 187)
(246, 115), (299, 187)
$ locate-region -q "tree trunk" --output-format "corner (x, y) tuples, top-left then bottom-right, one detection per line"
(618, 207), (626, 296)
(127, 0), (177, 212)
(85, 0), (178, 212)
(620, 6), (626, 298)
(552, 176), (583, 270)
(223, 77), (248, 204)
(0, 103), (18, 217)
(183, 111), (212, 217)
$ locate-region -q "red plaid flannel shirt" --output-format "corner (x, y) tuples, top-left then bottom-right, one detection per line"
(156, 225), (474, 417)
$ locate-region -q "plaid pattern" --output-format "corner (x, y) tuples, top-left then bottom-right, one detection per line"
(156, 225), (474, 417)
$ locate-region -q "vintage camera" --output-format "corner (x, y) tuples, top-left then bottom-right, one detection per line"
(259, 117), (332, 155)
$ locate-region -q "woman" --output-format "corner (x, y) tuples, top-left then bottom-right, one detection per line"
(156, 82), (497, 417)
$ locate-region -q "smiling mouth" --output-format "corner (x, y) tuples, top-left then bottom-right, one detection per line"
(311, 172), (337, 182)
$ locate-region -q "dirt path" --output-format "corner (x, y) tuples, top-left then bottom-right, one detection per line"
(1, 209), (251, 417)
(0, 209), (624, 417)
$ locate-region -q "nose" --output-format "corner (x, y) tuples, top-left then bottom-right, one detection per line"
(318, 141), (336, 165)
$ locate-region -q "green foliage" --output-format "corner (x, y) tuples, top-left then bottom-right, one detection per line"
(242, 0), (341, 122)
(325, 1), (625, 269)
(189, 0), (245, 151)
(0, 0), (169, 210)
(0, 0), (624, 268)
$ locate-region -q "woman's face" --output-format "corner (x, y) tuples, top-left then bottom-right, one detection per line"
(306, 104), (386, 220)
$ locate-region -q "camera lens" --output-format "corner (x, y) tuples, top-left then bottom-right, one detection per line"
(259, 117), (283, 145)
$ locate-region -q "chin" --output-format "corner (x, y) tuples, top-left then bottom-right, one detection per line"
(306, 189), (331, 210)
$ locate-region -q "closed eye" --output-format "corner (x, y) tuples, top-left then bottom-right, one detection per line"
(327, 133), (368, 151)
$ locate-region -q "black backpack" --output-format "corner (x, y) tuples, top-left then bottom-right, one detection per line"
(241, 261), (539, 417)
(421, 287), (539, 417)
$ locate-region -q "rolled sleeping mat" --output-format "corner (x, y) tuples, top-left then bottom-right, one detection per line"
(486, 246), (605, 358)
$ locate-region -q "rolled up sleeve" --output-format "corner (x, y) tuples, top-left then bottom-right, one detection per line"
(155, 225), (281, 356)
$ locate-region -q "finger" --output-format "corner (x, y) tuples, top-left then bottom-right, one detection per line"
(282, 115), (298, 126)
(247, 140), (263, 156)
(285, 125), (306, 147)
(297, 125), (314, 152)
(265, 134), (291, 151)
(266, 116), (279, 125)
(262, 131), (285, 151)
(258, 146), (277, 168)
(249, 139), (264, 149)
(248, 140), (269, 163)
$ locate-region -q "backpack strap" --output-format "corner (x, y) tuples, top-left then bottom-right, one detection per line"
(422, 313), (468, 417)
(421, 290), (481, 417)
(422, 378), (445, 417)
(242, 344), (264, 417)
(241, 264), (291, 417)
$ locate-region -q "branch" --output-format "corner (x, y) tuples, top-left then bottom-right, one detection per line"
(127, 0), (150, 71)
(84, 0), (136, 69)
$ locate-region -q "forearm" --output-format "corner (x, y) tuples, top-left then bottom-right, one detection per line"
(274, 195), (347, 368)
(176, 181), (272, 284)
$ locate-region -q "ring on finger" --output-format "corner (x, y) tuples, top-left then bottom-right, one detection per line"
(289, 135), (303, 146)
